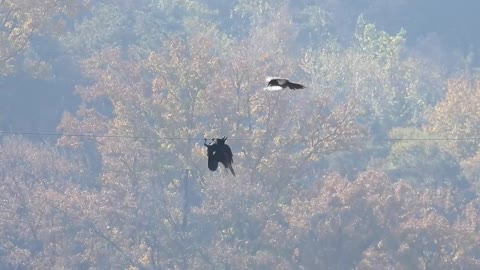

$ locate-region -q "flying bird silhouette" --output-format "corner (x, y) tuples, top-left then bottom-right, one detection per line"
(264, 77), (306, 91)
(204, 137), (235, 176)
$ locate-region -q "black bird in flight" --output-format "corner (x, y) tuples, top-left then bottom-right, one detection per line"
(264, 77), (306, 91)
(204, 137), (235, 176)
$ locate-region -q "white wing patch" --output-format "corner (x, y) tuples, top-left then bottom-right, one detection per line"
(263, 86), (283, 91)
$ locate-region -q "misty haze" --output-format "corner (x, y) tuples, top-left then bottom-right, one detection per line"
(1, 0), (480, 269)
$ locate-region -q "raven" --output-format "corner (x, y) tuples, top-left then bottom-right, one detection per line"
(204, 137), (235, 176)
(264, 77), (306, 91)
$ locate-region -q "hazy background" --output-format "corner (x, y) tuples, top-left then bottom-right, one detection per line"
(1, 0), (480, 269)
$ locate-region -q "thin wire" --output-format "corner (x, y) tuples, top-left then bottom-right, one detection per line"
(0, 131), (259, 141)
(0, 131), (148, 139)
(1, 130), (480, 142)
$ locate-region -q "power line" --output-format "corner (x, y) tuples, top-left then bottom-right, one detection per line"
(367, 137), (480, 141)
(0, 131), (261, 141)
(1, 130), (480, 142)
(0, 131), (142, 139)
(0, 130), (266, 141)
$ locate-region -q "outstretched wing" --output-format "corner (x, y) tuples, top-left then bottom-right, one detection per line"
(286, 81), (305, 90)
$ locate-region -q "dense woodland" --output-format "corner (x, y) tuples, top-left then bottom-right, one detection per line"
(2, 0), (480, 269)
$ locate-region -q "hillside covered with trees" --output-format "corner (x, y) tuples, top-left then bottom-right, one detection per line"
(2, 0), (480, 269)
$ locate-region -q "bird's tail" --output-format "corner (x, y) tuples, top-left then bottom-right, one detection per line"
(229, 165), (236, 176)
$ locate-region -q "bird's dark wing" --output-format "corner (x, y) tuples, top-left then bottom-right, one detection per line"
(205, 142), (220, 171)
(213, 149), (227, 164)
(286, 81), (305, 90)
(205, 144), (215, 157)
(222, 144), (234, 163)
(208, 156), (219, 171)
(214, 147), (235, 176)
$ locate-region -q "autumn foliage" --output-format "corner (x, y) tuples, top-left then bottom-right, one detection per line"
(1, 0), (480, 269)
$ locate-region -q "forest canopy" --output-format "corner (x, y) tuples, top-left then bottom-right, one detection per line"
(1, 0), (480, 269)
